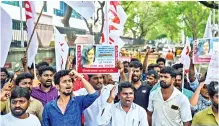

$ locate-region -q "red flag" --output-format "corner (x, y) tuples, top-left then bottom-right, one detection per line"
(101, 1), (127, 45)
(179, 37), (191, 73)
(24, 1), (39, 67)
(55, 28), (69, 71)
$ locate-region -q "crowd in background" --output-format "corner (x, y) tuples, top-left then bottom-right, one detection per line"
(0, 47), (218, 126)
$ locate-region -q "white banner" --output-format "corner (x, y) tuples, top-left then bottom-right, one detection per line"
(0, 7), (12, 67)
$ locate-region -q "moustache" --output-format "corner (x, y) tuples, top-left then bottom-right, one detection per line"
(66, 87), (71, 89)
(14, 107), (23, 111)
(160, 81), (165, 84)
(46, 80), (52, 82)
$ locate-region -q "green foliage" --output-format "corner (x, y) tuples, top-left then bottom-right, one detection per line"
(121, 1), (210, 43)
(121, 1), (160, 39)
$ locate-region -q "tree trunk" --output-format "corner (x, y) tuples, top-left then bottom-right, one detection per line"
(62, 5), (77, 45)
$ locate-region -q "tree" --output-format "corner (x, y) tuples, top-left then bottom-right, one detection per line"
(147, 1), (209, 42)
(121, 1), (159, 40)
(62, 5), (77, 44)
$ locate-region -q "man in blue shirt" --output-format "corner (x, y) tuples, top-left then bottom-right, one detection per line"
(42, 70), (98, 126)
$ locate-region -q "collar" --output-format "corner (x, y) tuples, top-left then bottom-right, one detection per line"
(35, 84), (56, 92)
(207, 106), (215, 115)
(153, 82), (160, 88)
(115, 101), (137, 110)
(159, 87), (181, 102)
(51, 96), (75, 107)
(30, 97), (34, 102)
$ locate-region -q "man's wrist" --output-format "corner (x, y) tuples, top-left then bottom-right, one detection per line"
(107, 97), (114, 103)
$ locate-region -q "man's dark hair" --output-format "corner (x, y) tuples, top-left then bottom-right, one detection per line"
(88, 74), (103, 81)
(118, 81), (134, 94)
(129, 61), (143, 70)
(130, 58), (140, 62)
(208, 81), (219, 98)
(172, 63), (183, 70)
(15, 73), (33, 86)
(54, 70), (71, 85)
(10, 87), (31, 101)
(175, 72), (183, 79)
(36, 61), (49, 70)
(160, 67), (176, 78)
(38, 66), (55, 76)
(147, 63), (159, 71)
(122, 61), (130, 65)
(0, 68), (8, 76)
(156, 58), (166, 64)
(147, 70), (159, 79)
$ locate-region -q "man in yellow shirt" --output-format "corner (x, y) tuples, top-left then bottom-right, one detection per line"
(192, 81), (219, 126)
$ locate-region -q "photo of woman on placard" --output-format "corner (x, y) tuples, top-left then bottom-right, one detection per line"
(81, 45), (96, 67)
(197, 39), (211, 57)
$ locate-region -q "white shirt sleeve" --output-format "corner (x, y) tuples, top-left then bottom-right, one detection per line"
(139, 108), (149, 126)
(97, 102), (113, 125)
(180, 95), (192, 122)
(147, 92), (154, 112)
(73, 88), (87, 96)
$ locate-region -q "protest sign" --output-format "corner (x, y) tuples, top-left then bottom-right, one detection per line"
(193, 37), (219, 64)
(147, 54), (160, 67)
(119, 56), (131, 62)
(204, 51), (219, 84)
(76, 44), (118, 74)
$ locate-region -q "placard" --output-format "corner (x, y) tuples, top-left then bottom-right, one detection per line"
(119, 56), (131, 62)
(193, 37), (219, 64)
(76, 44), (118, 74)
(147, 54), (160, 67)
(204, 51), (219, 84)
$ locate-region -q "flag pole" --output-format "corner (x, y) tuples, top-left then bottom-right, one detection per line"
(182, 60), (185, 94)
(24, 2), (46, 56)
(33, 59), (37, 79)
(105, 1), (109, 44)
(19, 1), (24, 48)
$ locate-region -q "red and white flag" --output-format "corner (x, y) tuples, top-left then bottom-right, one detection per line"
(24, 1), (39, 67)
(64, 1), (95, 19)
(55, 28), (69, 71)
(1, 7), (12, 67)
(101, 1), (127, 46)
(179, 37), (191, 73)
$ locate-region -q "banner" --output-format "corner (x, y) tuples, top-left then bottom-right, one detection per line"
(119, 56), (131, 62)
(147, 54), (160, 67)
(1, 7), (12, 67)
(76, 44), (118, 74)
(204, 51), (219, 84)
(64, 1), (95, 19)
(193, 37), (219, 64)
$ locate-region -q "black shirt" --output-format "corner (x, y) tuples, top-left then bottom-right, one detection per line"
(133, 81), (152, 110)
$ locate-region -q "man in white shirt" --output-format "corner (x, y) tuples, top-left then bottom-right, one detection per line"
(1, 87), (41, 126)
(147, 67), (192, 126)
(98, 81), (148, 126)
(73, 74), (114, 126)
(1, 72), (44, 120)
